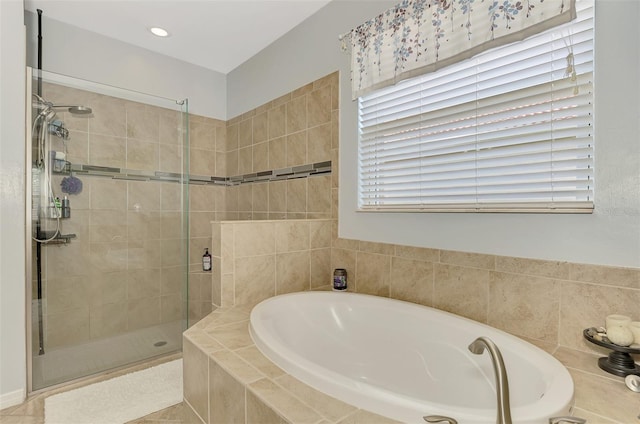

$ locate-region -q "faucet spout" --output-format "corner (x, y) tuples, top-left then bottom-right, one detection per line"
(468, 336), (512, 424)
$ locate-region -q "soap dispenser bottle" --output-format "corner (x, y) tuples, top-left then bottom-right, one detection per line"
(202, 248), (212, 272)
(61, 195), (71, 218)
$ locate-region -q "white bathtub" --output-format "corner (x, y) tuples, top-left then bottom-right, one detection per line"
(249, 291), (574, 424)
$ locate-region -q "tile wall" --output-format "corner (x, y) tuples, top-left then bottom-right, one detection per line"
(184, 228), (640, 423)
(223, 73), (339, 221)
(185, 71), (638, 423)
(328, 239), (640, 422)
(183, 114), (227, 322)
(209, 219), (332, 308)
(37, 82), (224, 350)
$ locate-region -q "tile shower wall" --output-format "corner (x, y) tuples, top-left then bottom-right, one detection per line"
(38, 82), (224, 348)
(185, 114), (227, 322)
(42, 176), (184, 348)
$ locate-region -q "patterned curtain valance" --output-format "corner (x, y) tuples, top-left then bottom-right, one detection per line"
(346, 0), (577, 99)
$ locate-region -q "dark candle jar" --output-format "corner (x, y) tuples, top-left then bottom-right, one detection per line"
(333, 268), (347, 291)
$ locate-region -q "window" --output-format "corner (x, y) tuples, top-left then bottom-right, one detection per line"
(358, 1), (593, 213)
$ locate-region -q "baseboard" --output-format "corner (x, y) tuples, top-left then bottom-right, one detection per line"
(0, 388), (25, 410)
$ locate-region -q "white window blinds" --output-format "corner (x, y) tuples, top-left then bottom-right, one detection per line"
(358, 0), (594, 213)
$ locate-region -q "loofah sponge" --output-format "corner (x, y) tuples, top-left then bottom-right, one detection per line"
(607, 326), (635, 347)
(61, 175), (83, 195)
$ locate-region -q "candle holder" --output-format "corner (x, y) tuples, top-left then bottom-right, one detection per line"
(583, 328), (640, 377)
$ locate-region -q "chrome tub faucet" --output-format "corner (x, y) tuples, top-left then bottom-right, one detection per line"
(468, 336), (512, 424)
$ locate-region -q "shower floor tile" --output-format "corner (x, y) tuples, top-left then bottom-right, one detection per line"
(32, 320), (183, 391)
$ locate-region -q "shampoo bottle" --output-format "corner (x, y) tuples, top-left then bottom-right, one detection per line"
(202, 248), (212, 272)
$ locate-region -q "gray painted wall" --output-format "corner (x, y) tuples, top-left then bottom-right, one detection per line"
(228, 0), (640, 268)
(24, 11), (227, 119)
(227, 0), (396, 119)
(0, 0), (27, 408)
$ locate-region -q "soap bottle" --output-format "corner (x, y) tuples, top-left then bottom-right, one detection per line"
(61, 196), (71, 218)
(202, 248), (212, 272)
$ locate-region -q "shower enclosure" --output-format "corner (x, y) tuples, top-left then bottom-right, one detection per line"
(26, 68), (190, 392)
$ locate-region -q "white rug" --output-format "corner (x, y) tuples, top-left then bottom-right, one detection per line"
(45, 359), (183, 424)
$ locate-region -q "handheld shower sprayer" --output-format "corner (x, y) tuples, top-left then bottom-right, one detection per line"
(31, 93), (93, 167)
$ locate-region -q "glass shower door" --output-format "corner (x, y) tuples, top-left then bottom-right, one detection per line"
(27, 68), (189, 391)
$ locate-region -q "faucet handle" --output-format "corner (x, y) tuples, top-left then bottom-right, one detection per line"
(549, 417), (587, 424)
(424, 415), (458, 424)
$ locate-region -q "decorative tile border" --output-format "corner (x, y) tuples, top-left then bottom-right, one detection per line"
(61, 161), (331, 185)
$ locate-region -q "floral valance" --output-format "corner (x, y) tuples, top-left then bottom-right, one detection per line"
(345, 0), (576, 99)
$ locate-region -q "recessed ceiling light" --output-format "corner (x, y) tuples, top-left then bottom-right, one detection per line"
(150, 27), (170, 37)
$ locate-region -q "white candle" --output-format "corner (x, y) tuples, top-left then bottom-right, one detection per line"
(605, 314), (631, 331)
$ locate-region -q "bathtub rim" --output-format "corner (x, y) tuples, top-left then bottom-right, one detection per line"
(249, 291), (575, 424)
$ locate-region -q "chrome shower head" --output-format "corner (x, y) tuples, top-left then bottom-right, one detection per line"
(32, 94), (92, 116)
(54, 105), (93, 115)
(67, 105), (92, 115)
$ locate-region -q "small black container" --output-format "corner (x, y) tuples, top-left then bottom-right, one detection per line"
(333, 268), (347, 291)
(202, 248), (212, 272)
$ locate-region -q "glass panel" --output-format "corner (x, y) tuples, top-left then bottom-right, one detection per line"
(28, 68), (189, 391)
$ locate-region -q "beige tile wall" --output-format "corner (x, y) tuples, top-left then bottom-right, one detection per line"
(330, 239), (640, 355)
(223, 73), (338, 220)
(38, 82), (222, 347)
(330, 238), (640, 421)
(187, 71), (640, 423)
(185, 114), (227, 322)
(188, 219), (640, 422)
(209, 219), (332, 308)
(42, 176), (188, 348)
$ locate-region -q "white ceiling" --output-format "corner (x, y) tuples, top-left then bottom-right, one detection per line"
(24, 0), (333, 74)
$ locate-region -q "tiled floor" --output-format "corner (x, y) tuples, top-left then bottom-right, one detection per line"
(0, 353), (198, 424)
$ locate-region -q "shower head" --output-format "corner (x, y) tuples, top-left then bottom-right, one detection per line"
(54, 105), (93, 115)
(68, 105), (92, 115)
(32, 94), (92, 116)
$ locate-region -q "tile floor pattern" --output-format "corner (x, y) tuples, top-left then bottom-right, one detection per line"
(0, 353), (198, 424)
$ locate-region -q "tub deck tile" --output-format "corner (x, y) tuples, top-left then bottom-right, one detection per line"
(248, 378), (323, 424)
(210, 349), (263, 385)
(274, 374), (357, 422)
(186, 306), (435, 424)
(569, 368), (639, 423)
(235, 345), (287, 380)
(336, 410), (403, 424)
(183, 331), (225, 354)
(202, 307), (250, 329)
(246, 388), (288, 424)
(204, 319), (253, 350)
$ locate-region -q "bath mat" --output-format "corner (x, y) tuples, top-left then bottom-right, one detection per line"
(44, 359), (182, 424)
